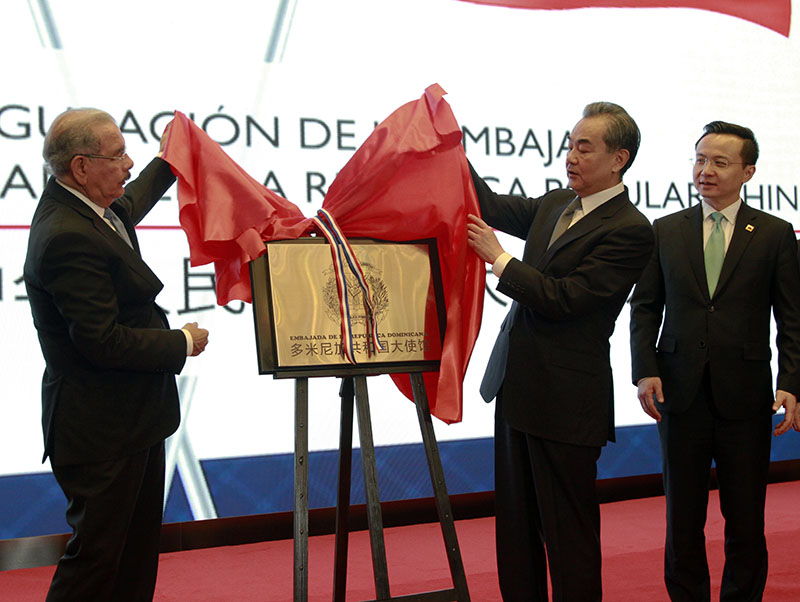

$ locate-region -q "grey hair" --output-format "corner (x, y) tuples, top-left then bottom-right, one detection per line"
(43, 109), (117, 176)
(582, 102), (640, 175)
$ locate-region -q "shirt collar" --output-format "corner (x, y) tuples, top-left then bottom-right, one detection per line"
(578, 181), (625, 216)
(56, 179), (106, 219)
(702, 198), (741, 225)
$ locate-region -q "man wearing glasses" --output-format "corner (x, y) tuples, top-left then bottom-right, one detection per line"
(630, 121), (800, 601)
(24, 108), (208, 602)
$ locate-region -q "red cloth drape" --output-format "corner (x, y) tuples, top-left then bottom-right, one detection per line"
(160, 116), (309, 305)
(161, 84), (484, 423)
(457, 1), (791, 37)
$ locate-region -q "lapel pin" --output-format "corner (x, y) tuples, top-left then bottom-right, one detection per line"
(745, 224), (754, 232)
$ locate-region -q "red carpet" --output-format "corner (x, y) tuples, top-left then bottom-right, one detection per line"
(2, 481), (798, 601)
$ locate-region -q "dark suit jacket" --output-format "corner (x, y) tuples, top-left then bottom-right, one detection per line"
(472, 168), (655, 447)
(24, 159), (187, 466)
(630, 203), (800, 417)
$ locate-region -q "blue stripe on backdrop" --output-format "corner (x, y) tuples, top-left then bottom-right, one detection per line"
(2, 418), (798, 539)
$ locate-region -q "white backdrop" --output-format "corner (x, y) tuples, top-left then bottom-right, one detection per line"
(2, 0), (799, 480)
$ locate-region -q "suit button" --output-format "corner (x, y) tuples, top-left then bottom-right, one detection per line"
(699, 340), (706, 348)
(707, 305), (715, 312)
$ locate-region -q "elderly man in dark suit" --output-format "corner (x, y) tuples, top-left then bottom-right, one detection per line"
(466, 102), (654, 602)
(24, 108), (209, 602)
(630, 121), (800, 601)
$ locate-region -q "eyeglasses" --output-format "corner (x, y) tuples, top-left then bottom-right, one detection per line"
(72, 152), (129, 161)
(692, 156), (744, 169)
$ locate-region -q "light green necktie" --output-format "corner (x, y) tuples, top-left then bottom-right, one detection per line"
(704, 212), (725, 295)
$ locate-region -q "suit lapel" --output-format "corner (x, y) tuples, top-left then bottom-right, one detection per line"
(530, 196), (570, 266)
(106, 204), (141, 255)
(715, 204), (758, 296)
(92, 207), (138, 257)
(537, 190), (627, 269)
(679, 206), (708, 299)
(47, 179), (160, 286)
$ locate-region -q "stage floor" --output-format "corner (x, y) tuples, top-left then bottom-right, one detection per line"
(2, 481), (798, 601)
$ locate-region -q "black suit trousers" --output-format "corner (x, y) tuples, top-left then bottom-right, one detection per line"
(494, 394), (602, 602)
(46, 442), (166, 602)
(658, 368), (772, 602)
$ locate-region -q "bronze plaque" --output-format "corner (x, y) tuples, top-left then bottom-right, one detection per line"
(250, 238), (445, 377)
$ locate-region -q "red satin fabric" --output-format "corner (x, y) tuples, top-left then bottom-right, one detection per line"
(160, 116), (308, 305)
(457, 0), (791, 37)
(161, 84), (484, 424)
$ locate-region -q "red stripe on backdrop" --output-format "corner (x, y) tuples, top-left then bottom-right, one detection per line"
(458, 0), (791, 36)
(135, 225), (183, 230)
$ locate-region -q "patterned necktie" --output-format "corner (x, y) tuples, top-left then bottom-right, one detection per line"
(103, 208), (133, 248)
(704, 211), (725, 295)
(548, 196), (582, 248)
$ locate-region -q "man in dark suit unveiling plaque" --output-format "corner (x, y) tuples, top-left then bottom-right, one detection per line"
(24, 108), (209, 602)
(466, 102), (654, 601)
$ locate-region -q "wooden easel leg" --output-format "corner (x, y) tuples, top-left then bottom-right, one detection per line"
(410, 374), (472, 602)
(333, 377), (355, 602)
(353, 375), (391, 600)
(294, 377), (309, 602)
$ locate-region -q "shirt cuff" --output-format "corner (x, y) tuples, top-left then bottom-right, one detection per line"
(181, 328), (193, 356)
(492, 252), (513, 277)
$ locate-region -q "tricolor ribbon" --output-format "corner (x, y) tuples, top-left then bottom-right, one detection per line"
(311, 208), (385, 364)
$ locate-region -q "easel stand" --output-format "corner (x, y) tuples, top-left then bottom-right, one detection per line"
(292, 373), (471, 602)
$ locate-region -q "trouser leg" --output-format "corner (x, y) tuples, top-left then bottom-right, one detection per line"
(46, 442), (165, 602)
(526, 434), (602, 602)
(714, 413), (771, 602)
(494, 395), (548, 602)
(658, 393), (714, 602)
(111, 442), (166, 602)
